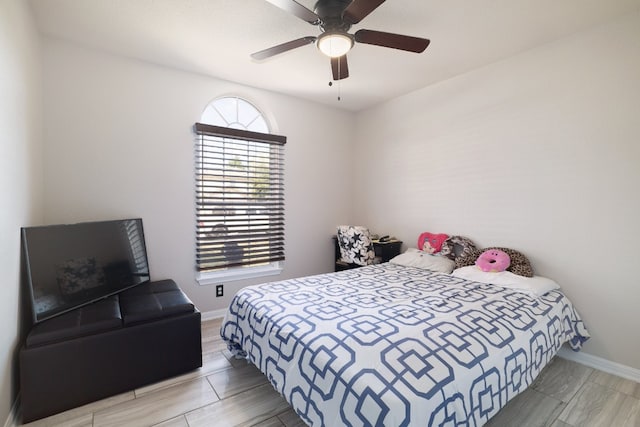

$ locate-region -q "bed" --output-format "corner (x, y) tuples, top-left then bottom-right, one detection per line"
(221, 262), (589, 426)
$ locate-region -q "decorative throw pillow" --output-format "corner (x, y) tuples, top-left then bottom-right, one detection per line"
(475, 249), (511, 272)
(56, 257), (106, 296)
(455, 247), (534, 277)
(336, 225), (375, 266)
(440, 235), (477, 261)
(417, 232), (449, 254)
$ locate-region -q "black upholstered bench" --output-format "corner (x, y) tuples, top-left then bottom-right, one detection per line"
(19, 279), (202, 423)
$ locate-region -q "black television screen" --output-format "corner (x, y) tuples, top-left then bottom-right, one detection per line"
(22, 218), (151, 323)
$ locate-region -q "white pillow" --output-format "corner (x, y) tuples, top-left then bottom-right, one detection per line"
(451, 266), (560, 297)
(390, 248), (455, 273)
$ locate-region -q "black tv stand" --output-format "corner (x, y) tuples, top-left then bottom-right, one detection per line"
(19, 279), (202, 423)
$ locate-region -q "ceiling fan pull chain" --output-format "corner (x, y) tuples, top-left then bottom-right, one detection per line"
(337, 60), (342, 101)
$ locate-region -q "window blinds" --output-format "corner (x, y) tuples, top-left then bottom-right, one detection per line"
(194, 123), (286, 272)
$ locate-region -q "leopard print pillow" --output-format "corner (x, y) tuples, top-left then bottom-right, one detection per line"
(455, 246), (534, 277)
(440, 235), (477, 261)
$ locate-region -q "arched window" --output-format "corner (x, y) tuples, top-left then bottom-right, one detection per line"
(194, 97), (286, 283)
(200, 97), (269, 133)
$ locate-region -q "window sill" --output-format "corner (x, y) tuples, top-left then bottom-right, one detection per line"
(196, 263), (283, 286)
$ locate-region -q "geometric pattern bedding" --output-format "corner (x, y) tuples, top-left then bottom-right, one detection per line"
(221, 263), (589, 427)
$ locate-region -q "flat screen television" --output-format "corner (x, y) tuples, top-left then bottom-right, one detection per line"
(22, 218), (151, 323)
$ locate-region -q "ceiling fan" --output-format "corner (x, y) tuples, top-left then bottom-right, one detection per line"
(252, 0), (430, 80)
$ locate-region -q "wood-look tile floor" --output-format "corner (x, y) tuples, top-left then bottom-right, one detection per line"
(20, 318), (640, 427)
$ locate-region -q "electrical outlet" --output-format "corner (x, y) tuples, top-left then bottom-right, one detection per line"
(215, 284), (224, 297)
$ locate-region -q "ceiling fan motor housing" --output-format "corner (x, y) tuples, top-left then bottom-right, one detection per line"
(314, 0), (352, 31)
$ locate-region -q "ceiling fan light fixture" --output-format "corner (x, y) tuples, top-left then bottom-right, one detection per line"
(317, 31), (353, 58)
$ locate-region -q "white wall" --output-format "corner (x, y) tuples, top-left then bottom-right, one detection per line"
(0, 0), (43, 422)
(41, 39), (354, 313)
(353, 11), (640, 370)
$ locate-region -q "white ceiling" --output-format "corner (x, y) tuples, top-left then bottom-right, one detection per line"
(29, 0), (640, 112)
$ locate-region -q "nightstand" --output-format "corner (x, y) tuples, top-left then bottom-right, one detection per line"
(333, 237), (403, 271)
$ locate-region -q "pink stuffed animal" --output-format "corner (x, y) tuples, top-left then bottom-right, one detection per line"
(418, 232), (449, 254)
(475, 249), (511, 272)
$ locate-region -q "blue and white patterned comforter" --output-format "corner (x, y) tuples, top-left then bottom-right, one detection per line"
(221, 263), (589, 426)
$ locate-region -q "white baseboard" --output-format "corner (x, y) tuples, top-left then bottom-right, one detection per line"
(200, 309), (226, 321)
(557, 347), (640, 382)
(3, 395), (19, 427)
